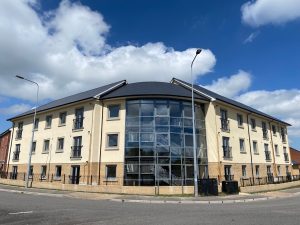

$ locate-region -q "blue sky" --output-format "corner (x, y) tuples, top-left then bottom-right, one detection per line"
(0, 0), (300, 148)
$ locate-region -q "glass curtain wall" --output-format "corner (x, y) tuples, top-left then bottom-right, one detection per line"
(124, 99), (207, 186)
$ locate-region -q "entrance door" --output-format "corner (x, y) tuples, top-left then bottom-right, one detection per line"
(70, 166), (80, 184)
(224, 165), (232, 181)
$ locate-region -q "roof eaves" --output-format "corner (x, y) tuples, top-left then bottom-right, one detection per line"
(94, 80), (127, 99)
(171, 78), (215, 101)
(172, 78), (291, 126)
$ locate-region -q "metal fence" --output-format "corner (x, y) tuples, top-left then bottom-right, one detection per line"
(240, 175), (300, 187)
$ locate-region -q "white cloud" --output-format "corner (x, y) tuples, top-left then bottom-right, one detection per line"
(0, 0), (216, 102)
(242, 0), (300, 27)
(203, 70), (251, 98)
(0, 103), (32, 115)
(243, 31), (260, 44)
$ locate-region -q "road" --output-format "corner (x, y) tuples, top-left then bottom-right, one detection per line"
(0, 189), (299, 225)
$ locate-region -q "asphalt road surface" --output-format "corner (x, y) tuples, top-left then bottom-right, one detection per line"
(0, 190), (299, 225)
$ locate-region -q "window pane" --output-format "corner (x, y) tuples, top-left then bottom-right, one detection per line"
(109, 105), (120, 118)
(170, 133), (182, 147)
(127, 103), (139, 117)
(170, 102), (181, 117)
(106, 165), (116, 178)
(156, 104), (168, 116)
(141, 103), (154, 116)
(108, 134), (118, 147)
(125, 148), (139, 156)
(156, 133), (169, 146)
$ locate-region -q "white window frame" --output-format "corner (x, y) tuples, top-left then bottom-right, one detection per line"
(107, 104), (121, 120)
(106, 133), (119, 150)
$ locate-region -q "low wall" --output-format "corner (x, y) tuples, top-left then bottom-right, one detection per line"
(0, 178), (194, 196)
(240, 180), (300, 193)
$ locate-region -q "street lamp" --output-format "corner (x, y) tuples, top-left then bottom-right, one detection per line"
(191, 49), (202, 197)
(16, 75), (39, 188)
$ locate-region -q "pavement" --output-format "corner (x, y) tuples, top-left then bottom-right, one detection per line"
(1, 185), (300, 225)
(1, 183), (300, 204)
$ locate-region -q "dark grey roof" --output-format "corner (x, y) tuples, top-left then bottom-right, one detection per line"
(101, 81), (210, 101)
(172, 78), (291, 126)
(0, 129), (11, 137)
(8, 80), (126, 120)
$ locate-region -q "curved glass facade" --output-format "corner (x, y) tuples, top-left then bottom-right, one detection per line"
(124, 99), (207, 186)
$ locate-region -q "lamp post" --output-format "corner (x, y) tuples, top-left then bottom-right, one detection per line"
(191, 49), (202, 197)
(16, 75), (39, 188)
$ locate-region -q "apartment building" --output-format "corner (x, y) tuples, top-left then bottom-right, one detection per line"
(6, 78), (291, 191)
(0, 129), (11, 174)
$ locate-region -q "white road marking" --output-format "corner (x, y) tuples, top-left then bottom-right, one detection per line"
(8, 211), (33, 215)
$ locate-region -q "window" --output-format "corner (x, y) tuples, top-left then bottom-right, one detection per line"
(283, 147), (289, 162)
(250, 118), (256, 130)
(16, 122), (23, 139)
(43, 140), (50, 153)
(239, 139), (245, 153)
(55, 165), (62, 178)
(108, 105), (120, 119)
(29, 166), (33, 176)
(32, 141), (36, 154)
(41, 165), (47, 179)
(106, 165), (117, 179)
(71, 136), (82, 158)
(45, 115), (52, 128)
(57, 138), (64, 151)
(275, 144), (279, 156)
(272, 125), (276, 135)
(253, 141), (258, 154)
(107, 133), (118, 148)
(255, 165), (259, 177)
(74, 108), (84, 129)
(237, 114), (243, 127)
(280, 127), (287, 143)
(222, 137), (231, 158)
(242, 165), (247, 177)
(224, 165), (232, 181)
(220, 109), (229, 131)
(59, 112), (67, 125)
(264, 144), (271, 161)
(12, 166), (18, 179)
(277, 166), (281, 176)
(13, 144), (20, 160)
(262, 121), (268, 139)
(34, 118), (39, 130)
(267, 165), (272, 176)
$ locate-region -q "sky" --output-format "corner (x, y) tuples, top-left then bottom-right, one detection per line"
(0, 0), (300, 148)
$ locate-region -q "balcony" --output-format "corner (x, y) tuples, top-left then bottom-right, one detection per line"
(262, 130), (269, 140)
(73, 118), (84, 130)
(223, 146), (232, 159)
(15, 129), (23, 139)
(70, 146), (82, 159)
(12, 151), (20, 161)
(284, 153), (289, 162)
(265, 151), (271, 161)
(282, 135), (287, 143)
(220, 119), (230, 132)
(224, 175), (234, 181)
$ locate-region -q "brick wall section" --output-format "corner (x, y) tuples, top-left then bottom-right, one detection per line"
(0, 130), (11, 173)
(290, 147), (300, 175)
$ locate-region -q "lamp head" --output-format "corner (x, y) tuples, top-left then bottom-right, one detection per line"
(16, 75), (24, 79)
(196, 49), (202, 55)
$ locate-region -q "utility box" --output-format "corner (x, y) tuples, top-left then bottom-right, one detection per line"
(222, 181), (239, 194)
(198, 178), (218, 196)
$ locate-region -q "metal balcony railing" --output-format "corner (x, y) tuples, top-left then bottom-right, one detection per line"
(73, 118), (84, 130)
(70, 146), (82, 158)
(223, 146), (232, 159)
(220, 119), (230, 132)
(16, 129), (23, 139)
(224, 175), (234, 181)
(12, 151), (20, 161)
(284, 153), (289, 162)
(262, 130), (269, 140)
(265, 151), (271, 161)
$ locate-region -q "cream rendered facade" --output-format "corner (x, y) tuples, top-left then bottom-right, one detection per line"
(6, 80), (291, 189)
